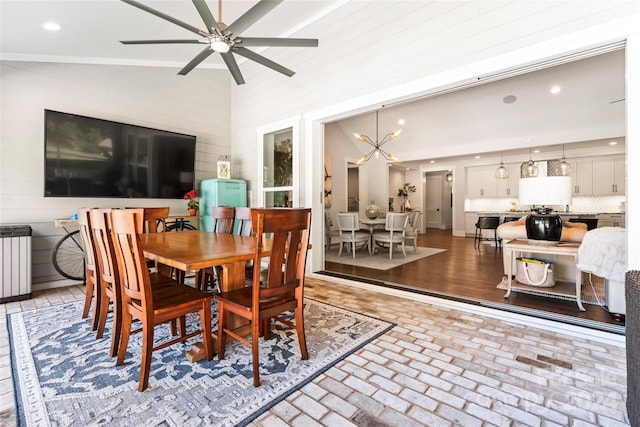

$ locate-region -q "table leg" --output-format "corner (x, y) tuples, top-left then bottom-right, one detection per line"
(505, 248), (515, 298)
(575, 255), (586, 311)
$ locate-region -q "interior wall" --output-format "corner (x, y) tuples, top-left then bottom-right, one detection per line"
(0, 61), (230, 285)
(227, 2), (639, 272)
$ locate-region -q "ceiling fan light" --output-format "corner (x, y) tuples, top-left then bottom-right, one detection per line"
(210, 37), (230, 53)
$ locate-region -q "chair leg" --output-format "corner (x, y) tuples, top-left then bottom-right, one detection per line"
(351, 241), (356, 259)
(401, 242), (407, 258)
(295, 304), (308, 360)
(338, 242), (343, 257)
(138, 323), (154, 392)
(96, 286), (109, 339)
(252, 315), (261, 387)
(217, 302), (226, 360)
(109, 295), (121, 357)
(413, 238), (418, 253)
(82, 271), (93, 318)
(116, 311), (133, 366)
(389, 242), (393, 260)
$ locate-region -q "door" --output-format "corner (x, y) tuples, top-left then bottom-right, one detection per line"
(425, 175), (442, 228)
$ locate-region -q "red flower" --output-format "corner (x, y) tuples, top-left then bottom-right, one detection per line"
(184, 189), (198, 200)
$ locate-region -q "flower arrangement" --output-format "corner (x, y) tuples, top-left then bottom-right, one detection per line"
(184, 189), (199, 210)
(397, 182), (416, 199)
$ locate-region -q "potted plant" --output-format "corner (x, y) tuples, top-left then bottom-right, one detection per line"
(184, 189), (199, 215)
(397, 182), (416, 211)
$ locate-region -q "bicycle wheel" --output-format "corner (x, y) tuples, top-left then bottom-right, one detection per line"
(52, 230), (85, 281)
(166, 222), (197, 232)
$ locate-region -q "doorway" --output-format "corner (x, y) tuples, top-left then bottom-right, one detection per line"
(424, 171), (452, 230)
(347, 163), (359, 212)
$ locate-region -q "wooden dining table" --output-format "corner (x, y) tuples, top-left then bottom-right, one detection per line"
(139, 230), (270, 291)
(140, 230), (270, 361)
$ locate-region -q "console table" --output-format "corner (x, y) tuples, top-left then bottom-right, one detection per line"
(504, 239), (585, 311)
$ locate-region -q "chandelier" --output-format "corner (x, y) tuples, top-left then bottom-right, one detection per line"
(353, 110), (401, 165)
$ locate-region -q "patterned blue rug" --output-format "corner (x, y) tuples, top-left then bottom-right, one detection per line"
(8, 298), (394, 426)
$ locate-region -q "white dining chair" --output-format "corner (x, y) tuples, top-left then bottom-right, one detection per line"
(336, 213), (371, 259)
(372, 212), (409, 260)
(404, 211), (423, 253)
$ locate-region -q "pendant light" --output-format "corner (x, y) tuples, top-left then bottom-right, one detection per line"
(495, 152), (509, 179)
(523, 147), (538, 178)
(559, 144), (572, 176)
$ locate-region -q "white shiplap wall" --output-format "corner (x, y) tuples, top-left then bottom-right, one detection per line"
(0, 62), (231, 285)
(227, 0), (640, 272)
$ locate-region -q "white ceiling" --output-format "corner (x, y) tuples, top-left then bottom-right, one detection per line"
(0, 0), (336, 69)
(1, 0), (627, 169)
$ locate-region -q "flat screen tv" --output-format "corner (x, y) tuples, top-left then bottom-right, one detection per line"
(44, 110), (196, 198)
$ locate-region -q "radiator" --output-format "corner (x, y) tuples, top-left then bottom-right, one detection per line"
(0, 225), (32, 303)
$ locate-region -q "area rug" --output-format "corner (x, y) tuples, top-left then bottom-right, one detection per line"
(8, 299), (394, 427)
(496, 273), (605, 306)
(325, 246), (446, 270)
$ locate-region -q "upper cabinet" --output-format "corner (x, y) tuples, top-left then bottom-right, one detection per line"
(571, 158), (594, 196)
(466, 166), (497, 198)
(467, 164), (519, 198)
(495, 164), (520, 198)
(592, 156), (625, 195)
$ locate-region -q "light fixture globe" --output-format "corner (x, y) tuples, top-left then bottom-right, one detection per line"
(523, 160), (538, 177)
(495, 163), (509, 179)
(559, 159), (573, 176)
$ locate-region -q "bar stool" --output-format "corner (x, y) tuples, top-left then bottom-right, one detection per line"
(474, 216), (501, 248)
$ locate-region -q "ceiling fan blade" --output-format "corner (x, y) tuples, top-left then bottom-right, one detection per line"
(237, 37), (319, 47)
(234, 46), (294, 77)
(226, 0), (282, 36)
(192, 0), (221, 33)
(178, 47), (215, 75)
(121, 0), (206, 37)
(221, 52), (246, 85)
(120, 39), (204, 45)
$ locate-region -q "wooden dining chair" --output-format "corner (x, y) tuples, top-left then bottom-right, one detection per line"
(141, 207), (172, 275)
(211, 207), (236, 233)
(235, 207), (253, 236)
(201, 207), (236, 291)
(110, 209), (214, 392)
(77, 208), (100, 331)
(215, 208), (311, 387)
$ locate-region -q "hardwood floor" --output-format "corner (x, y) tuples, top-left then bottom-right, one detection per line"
(320, 228), (625, 333)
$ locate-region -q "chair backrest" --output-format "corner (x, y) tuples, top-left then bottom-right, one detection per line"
(385, 213), (409, 233)
(89, 208), (119, 293)
(142, 207), (170, 233)
(408, 211), (422, 231)
(111, 209), (153, 309)
(250, 208), (312, 292)
(77, 208), (97, 274)
(336, 212), (359, 233)
(477, 216), (500, 230)
(211, 207), (236, 234)
(234, 207), (253, 236)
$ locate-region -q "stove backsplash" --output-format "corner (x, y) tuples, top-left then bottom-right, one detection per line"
(466, 195), (626, 213)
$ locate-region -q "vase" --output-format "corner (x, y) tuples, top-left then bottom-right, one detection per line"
(404, 199), (411, 211)
(365, 201), (379, 219)
(188, 208), (197, 216)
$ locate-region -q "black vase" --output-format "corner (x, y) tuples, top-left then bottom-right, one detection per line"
(525, 210), (563, 242)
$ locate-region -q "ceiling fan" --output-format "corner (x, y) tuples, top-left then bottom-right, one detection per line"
(120, 0), (319, 85)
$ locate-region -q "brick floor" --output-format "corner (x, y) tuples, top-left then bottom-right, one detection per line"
(0, 277), (629, 426)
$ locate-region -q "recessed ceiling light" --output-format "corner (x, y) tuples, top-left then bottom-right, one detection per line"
(42, 21), (61, 31)
(503, 95), (517, 104)
(533, 149), (540, 153)
(405, 167), (410, 171)
(550, 86), (561, 94)
(475, 156), (480, 159)
(609, 141), (618, 146)
(398, 119), (405, 126)
(430, 160), (435, 164)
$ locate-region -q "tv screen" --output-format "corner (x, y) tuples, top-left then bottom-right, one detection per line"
(44, 110), (196, 198)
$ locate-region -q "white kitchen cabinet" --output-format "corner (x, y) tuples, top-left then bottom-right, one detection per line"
(495, 164), (520, 197)
(592, 156), (625, 195)
(597, 213), (625, 228)
(466, 166), (497, 198)
(570, 158), (593, 196)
